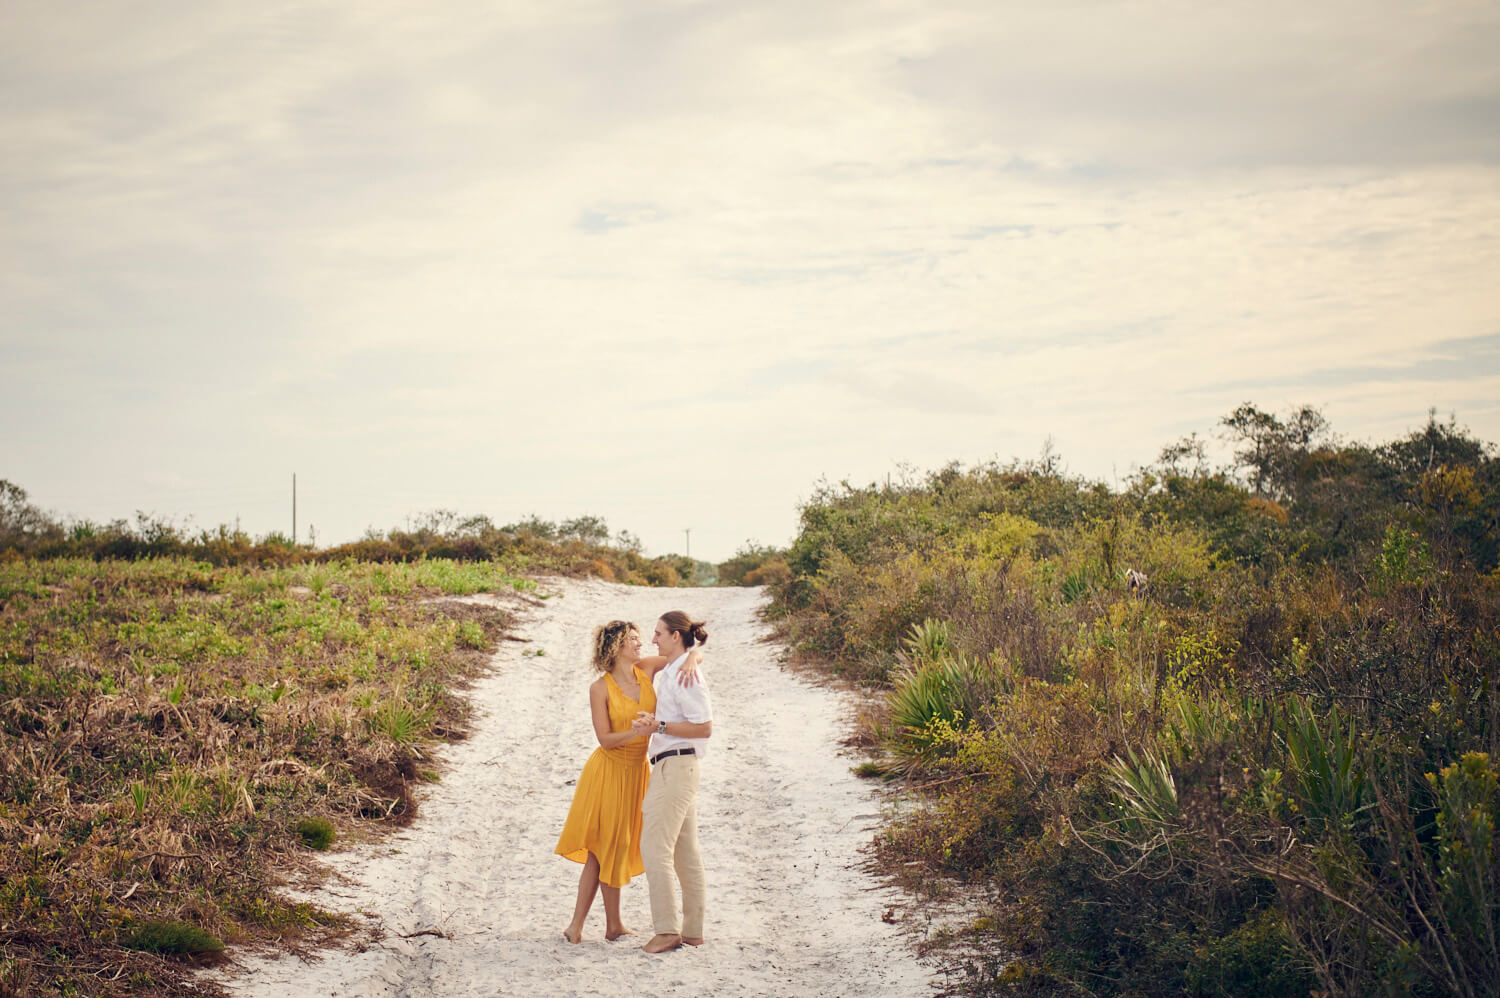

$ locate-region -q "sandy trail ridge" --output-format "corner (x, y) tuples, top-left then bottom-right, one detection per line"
(219, 578), (932, 997)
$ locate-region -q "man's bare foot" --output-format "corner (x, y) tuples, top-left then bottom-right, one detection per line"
(563, 927), (582, 944)
(605, 926), (636, 941)
(643, 933), (682, 954)
(683, 936), (705, 946)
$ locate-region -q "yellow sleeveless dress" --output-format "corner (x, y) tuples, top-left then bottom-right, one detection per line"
(554, 666), (656, 887)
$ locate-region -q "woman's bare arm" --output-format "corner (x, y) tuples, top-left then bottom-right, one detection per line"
(638, 648), (705, 682)
(636, 654), (671, 676)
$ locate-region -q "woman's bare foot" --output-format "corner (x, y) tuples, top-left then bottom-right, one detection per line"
(643, 932), (682, 953)
(683, 936), (705, 946)
(605, 926), (636, 941)
(563, 927), (583, 944)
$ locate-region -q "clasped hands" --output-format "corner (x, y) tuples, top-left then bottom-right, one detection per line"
(631, 711), (657, 736)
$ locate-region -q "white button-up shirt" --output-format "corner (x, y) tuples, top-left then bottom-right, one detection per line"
(648, 651), (713, 760)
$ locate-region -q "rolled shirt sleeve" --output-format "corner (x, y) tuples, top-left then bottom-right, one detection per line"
(677, 681), (712, 725)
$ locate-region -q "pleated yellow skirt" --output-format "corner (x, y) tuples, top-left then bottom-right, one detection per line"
(555, 667), (655, 888)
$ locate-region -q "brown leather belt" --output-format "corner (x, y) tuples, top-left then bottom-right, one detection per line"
(649, 747), (696, 766)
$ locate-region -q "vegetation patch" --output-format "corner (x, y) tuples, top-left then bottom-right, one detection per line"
(0, 557), (524, 996)
(768, 407), (1499, 998)
(121, 920), (225, 959)
(296, 817), (337, 851)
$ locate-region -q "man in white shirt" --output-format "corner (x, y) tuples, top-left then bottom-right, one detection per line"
(632, 611), (713, 954)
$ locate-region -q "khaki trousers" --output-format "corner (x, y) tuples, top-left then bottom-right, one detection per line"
(640, 755), (705, 937)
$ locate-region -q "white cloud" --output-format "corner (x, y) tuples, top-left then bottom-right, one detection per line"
(2, 0), (1498, 560)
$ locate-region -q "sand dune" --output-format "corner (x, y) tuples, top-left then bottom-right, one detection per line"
(218, 578), (931, 997)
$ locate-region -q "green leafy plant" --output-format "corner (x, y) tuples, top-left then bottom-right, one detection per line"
(1278, 696), (1371, 837)
(905, 618), (952, 664)
(370, 697), (430, 745)
(886, 629), (1009, 774)
(1426, 752), (1500, 986)
(455, 620), (487, 650)
(1376, 523), (1435, 589)
(296, 816), (337, 851)
(121, 919), (224, 957)
(1103, 746), (1178, 828)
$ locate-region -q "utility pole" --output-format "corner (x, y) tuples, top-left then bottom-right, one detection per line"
(292, 473), (297, 544)
(684, 528), (691, 560)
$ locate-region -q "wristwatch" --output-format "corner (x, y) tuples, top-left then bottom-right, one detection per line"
(657, 720), (667, 734)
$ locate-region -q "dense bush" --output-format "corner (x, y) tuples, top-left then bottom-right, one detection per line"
(769, 406), (1500, 997)
(715, 542), (791, 588)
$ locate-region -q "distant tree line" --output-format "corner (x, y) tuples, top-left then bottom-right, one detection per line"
(0, 486), (732, 586)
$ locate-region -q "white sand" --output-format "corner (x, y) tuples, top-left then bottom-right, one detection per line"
(217, 578), (932, 997)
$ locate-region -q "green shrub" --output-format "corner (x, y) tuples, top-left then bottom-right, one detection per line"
(904, 618), (952, 663)
(716, 542), (790, 587)
(121, 919), (224, 957)
(1185, 910), (1317, 997)
(885, 621), (1013, 774)
(369, 697), (431, 745)
(886, 662), (968, 772)
(1426, 751), (1500, 987)
(1376, 523), (1434, 590)
(455, 620), (488, 650)
(296, 816), (336, 851)
(1277, 696), (1370, 838)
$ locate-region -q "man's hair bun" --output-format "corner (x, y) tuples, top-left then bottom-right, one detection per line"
(659, 610), (708, 648)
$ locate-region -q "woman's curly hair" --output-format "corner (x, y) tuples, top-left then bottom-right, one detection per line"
(591, 620), (638, 673)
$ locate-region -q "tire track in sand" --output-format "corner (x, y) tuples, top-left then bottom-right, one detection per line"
(220, 578), (931, 998)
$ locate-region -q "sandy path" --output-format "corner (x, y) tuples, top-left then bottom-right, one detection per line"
(219, 579), (931, 997)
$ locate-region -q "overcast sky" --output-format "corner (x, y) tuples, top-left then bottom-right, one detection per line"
(3, 0), (1498, 561)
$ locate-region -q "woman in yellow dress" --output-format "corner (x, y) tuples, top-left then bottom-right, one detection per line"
(556, 620), (701, 943)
